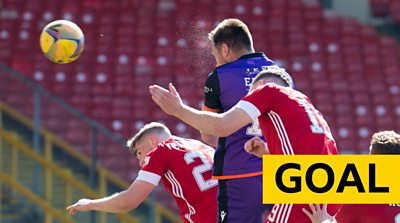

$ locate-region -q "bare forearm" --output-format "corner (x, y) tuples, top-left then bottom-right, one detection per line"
(177, 105), (229, 136)
(201, 133), (218, 147)
(67, 180), (154, 215)
(90, 191), (135, 213)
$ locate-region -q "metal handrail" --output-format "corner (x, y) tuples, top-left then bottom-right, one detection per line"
(0, 62), (124, 143)
(0, 129), (140, 223)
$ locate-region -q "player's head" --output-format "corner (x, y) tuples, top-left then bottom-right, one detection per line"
(208, 18), (254, 66)
(369, 130), (400, 155)
(250, 68), (293, 91)
(127, 122), (171, 167)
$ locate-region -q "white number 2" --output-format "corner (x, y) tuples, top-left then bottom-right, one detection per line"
(184, 150), (218, 191)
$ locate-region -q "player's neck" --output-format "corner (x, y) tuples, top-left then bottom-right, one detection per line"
(231, 49), (255, 61)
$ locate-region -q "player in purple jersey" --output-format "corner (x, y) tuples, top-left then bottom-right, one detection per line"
(201, 18), (294, 223)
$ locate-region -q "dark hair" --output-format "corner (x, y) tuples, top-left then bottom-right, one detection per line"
(252, 68), (293, 88)
(370, 131), (400, 155)
(208, 18), (253, 51)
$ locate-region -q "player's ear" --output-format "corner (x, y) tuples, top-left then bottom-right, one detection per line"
(221, 43), (229, 58)
(148, 135), (158, 148)
(256, 79), (267, 86)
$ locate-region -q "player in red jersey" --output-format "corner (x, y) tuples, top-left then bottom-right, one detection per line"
(149, 69), (341, 223)
(67, 122), (218, 223)
(335, 130), (400, 223)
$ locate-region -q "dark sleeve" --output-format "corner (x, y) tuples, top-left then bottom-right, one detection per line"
(203, 70), (222, 111)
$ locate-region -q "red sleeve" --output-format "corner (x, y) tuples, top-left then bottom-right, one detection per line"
(141, 145), (169, 176)
(240, 83), (278, 116)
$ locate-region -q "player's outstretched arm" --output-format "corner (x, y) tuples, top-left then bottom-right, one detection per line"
(302, 204), (337, 223)
(244, 136), (269, 157)
(149, 83), (253, 137)
(67, 179), (155, 214)
(201, 132), (218, 147)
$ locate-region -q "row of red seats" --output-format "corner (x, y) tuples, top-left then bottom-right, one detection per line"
(369, 0), (400, 25)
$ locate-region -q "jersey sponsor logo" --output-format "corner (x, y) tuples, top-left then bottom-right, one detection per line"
(244, 77), (255, 88)
(261, 65), (280, 71)
(220, 210), (227, 222)
(245, 65), (281, 76)
(204, 86), (213, 93)
(246, 68), (260, 75)
(262, 155), (400, 204)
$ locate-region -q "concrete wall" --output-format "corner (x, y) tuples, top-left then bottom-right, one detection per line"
(332, 0), (372, 23)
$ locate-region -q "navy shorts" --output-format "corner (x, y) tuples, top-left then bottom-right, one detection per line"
(217, 175), (273, 223)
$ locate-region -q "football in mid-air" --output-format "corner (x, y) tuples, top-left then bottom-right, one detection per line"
(40, 20), (84, 64)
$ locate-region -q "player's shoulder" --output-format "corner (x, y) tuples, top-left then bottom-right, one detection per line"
(148, 137), (179, 153)
(251, 83), (301, 103)
(145, 143), (164, 158)
(222, 52), (272, 68)
(206, 68), (218, 80)
(376, 203), (400, 211)
(144, 138), (178, 161)
(205, 69), (219, 85)
(166, 137), (213, 152)
(158, 136), (190, 151)
(211, 68), (218, 75)
(261, 83), (300, 96)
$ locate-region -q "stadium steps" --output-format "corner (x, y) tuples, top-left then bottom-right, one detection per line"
(1, 140), (20, 223)
(1, 144), (40, 223)
(0, 131), (126, 223)
(0, 101), (166, 222)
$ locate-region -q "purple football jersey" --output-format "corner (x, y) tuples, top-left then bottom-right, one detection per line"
(203, 53), (292, 178)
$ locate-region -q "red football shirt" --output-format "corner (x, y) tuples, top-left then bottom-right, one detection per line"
(237, 83), (338, 155)
(336, 204), (400, 223)
(136, 136), (218, 223)
(236, 83), (340, 222)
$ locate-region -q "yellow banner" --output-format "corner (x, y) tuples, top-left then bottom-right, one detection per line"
(262, 155), (400, 204)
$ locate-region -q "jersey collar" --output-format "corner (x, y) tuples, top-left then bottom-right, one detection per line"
(238, 52), (265, 60)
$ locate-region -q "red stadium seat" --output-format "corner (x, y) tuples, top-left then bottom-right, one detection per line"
(369, 0), (391, 17)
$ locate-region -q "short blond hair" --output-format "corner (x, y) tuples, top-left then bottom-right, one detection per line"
(126, 122), (171, 155)
(252, 68), (292, 88)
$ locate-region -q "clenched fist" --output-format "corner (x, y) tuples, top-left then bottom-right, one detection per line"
(244, 136), (269, 158)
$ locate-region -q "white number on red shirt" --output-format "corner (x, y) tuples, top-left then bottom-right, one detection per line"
(246, 119), (262, 136)
(395, 213), (400, 223)
(298, 99), (334, 140)
(184, 150), (218, 192)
